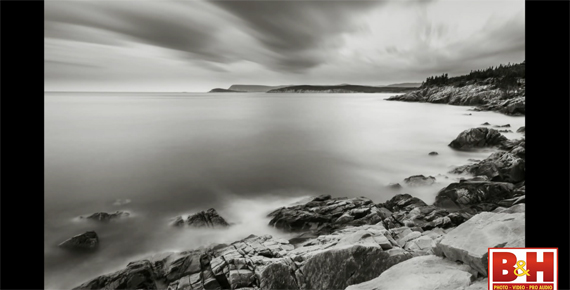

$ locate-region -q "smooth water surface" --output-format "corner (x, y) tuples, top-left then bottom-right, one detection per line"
(44, 92), (524, 289)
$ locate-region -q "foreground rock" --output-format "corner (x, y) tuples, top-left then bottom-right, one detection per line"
(346, 255), (476, 290)
(434, 211), (525, 276)
(75, 223), (418, 290)
(448, 128), (507, 150)
(59, 231), (99, 250)
(403, 175), (436, 187)
(80, 211), (130, 222)
(173, 208), (230, 228)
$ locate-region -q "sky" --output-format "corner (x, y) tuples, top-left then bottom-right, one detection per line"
(45, 0), (525, 92)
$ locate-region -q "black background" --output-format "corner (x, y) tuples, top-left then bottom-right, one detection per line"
(0, 1), (569, 289)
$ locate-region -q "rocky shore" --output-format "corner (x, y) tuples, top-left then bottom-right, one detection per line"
(385, 82), (525, 116)
(67, 125), (525, 290)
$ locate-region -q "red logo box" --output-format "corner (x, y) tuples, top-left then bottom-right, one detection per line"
(488, 248), (558, 290)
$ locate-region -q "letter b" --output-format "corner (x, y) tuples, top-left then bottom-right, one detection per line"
(493, 252), (517, 281)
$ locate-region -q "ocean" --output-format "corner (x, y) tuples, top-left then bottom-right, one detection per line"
(44, 92), (524, 289)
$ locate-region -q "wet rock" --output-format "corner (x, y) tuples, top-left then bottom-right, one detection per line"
(403, 175), (436, 187)
(516, 126), (525, 133)
(301, 245), (413, 290)
(186, 208), (230, 228)
(498, 130), (512, 133)
(81, 211), (130, 222)
(448, 128), (507, 150)
(434, 211), (525, 276)
(59, 231), (99, 251)
(428, 151), (438, 156)
(386, 183), (402, 190)
(434, 181), (514, 211)
(74, 260), (158, 289)
(345, 255), (475, 290)
(494, 124), (510, 128)
(451, 151), (525, 183)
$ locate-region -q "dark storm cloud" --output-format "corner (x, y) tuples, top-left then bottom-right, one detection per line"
(44, 1), (231, 63)
(211, 1), (384, 72)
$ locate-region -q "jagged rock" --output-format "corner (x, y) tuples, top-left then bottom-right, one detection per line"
(448, 128), (507, 150)
(73, 260), (157, 289)
(81, 211), (130, 222)
(181, 208), (230, 228)
(301, 245), (413, 290)
(403, 175), (436, 187)
(451, 151), (525, 183)
(516, 126), (525, 133)
(428, 151), (438, 155)
(345, 255), (475, 290)
(59, 231), (99, 250)
(434, 211), (525, 276)
(434, 181), (514, 211)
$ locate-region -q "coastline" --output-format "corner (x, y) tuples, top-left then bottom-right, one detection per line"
(70, 122), (525, 290)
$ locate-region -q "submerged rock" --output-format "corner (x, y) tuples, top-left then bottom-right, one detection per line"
(494, 124), (510, 128)
(448, 128), (507, 150)
(403, 175), (436, 187)
(387, 183), (402, 190)
(59, 231), (99, 251)
(428, 151), (438, 156)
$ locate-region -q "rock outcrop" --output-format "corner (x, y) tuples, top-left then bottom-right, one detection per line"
(434, 181), (514, 212)
(173, 208), (230, 228)
(434, 211), (525, 276)
(59, 231), (99, 250)
(448, 128), (507, 150)
(385, 82), (525, 116)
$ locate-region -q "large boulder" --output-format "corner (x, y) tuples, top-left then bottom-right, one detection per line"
(434, 181), (514, 211)
(58, 231), (99, 250)
(451, 151), (525, 183)
(448, 128), (507, 150)
(403, 175), (436, 187)
(301, 245), (412, 290)
(174, 208), (230, 228)
(345, 255), (476, 290)
(433, 211), (525, 276)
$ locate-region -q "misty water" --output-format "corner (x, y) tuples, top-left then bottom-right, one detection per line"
(44, 92), (524, 289)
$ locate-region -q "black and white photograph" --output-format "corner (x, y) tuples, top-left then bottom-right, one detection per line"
(44, 0), (528, 289)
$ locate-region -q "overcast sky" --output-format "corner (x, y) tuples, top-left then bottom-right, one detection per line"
(45, 0), (525, 92)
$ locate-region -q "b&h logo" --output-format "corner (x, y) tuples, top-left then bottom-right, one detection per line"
(488, 248), (558, 290)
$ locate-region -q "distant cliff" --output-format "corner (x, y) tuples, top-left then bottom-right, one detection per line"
(267, 85), (417, 93)
(208, 88), (243, 93)
(228, 85), (289, 92)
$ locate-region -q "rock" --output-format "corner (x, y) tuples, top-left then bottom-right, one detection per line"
(493, 124), (510, 128)
(345, 255), (475, 290)
(403, 175), (436, 187)
(312, 194), (332, 202)
(59, 231), (99, 250)
(386, 183), (402, 189)
(258, 262), (298, 290)
(448, 128), (507, 150)
(186, 208), (230, 228)
(74, 260), (158, 289)
(380, 194), (427, 212)
(301, 245), (412, 290)
(171, 216), (185, 227)
(428, 151), (438, 156)
(498, 130), (512, 133)
(451, 151), (525, 183)
(228, 269), (255, 288)
(516, 126), (525, 133)
(434, 181), (514, 211)
(493, 203), (525, 213)
(81, 211), (130, 222)
(434, 211), (525, 276)
(481, 122), (490, 125)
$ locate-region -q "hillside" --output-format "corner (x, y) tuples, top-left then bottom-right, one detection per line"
(384, 82), (422, 88)
(267, 85), (417, 93)
(228, 85), (290, 92)
(208, 88), (243, 93)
